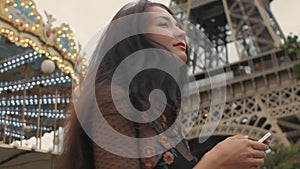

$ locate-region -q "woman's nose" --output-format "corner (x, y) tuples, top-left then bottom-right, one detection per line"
(174, 27), (186, 40)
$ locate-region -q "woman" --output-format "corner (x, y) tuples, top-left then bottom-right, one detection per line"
(55, 1), (269, 169)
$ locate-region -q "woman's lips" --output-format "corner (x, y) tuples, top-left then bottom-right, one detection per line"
(174, 42), (186, 51)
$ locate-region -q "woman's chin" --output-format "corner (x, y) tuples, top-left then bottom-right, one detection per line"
(176, 54), (187, 64)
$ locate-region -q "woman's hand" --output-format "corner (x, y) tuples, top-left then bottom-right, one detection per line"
(194, 135), (269, 169)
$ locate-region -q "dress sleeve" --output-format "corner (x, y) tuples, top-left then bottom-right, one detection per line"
(93, 115), (141, 169)
(93, 84), (167, 169)
(93, 84), (141, 169)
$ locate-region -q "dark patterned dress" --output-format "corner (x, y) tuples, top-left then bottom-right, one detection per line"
(93, 85), (198, 169)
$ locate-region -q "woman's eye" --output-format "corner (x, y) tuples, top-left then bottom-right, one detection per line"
(158, 22), (169, 27)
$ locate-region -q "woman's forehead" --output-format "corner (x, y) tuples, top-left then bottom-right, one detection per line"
(148, 6), (176, 22)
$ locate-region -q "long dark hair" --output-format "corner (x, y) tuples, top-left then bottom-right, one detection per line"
(55, 1), (188, 169)
(95, 0), (188, 125)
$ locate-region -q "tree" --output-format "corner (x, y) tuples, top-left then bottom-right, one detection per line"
(282, 34), (300, 56)
(281, 34), (300, 81)
(261, 144), (300, 169)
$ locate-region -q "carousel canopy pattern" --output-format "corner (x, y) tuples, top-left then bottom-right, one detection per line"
(0, 0), (87, 84)
(0, 0), (86, 148)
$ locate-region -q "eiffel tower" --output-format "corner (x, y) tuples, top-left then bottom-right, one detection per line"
(170, 0), (300, 156)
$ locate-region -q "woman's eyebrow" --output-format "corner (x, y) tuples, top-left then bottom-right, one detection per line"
(155, 15), (177, 24)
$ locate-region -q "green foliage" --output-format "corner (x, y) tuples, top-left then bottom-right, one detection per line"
(294, 63), (300, 81)
(281, 34), (300, 81)
(281, 34), (300, 56)
(261, 144), (300, 169)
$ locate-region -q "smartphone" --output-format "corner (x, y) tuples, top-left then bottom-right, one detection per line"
(258, 132), (271, 143)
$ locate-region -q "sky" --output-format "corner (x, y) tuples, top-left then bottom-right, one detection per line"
(32, 0), (300, 53)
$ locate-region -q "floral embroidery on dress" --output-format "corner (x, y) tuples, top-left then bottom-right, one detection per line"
(159, 134), (173, 149)
(163, 152), (174, 165)
(143, 146), (155, 158)
(146, 118), (190, 169)
(144, 158), (156, 169)
(158, 148), (178, 169)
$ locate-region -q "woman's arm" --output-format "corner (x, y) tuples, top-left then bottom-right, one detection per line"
(193, 135), (269, 169)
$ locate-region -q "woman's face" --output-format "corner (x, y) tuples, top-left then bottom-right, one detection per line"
(147, 6), (187, 62)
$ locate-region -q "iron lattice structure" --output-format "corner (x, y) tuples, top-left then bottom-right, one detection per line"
(170, 0), (300, 155)
(171, 0), (285, 71)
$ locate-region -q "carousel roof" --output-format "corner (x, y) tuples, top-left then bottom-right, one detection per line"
(0, 0), (86, 145)
(0, 0), (87, 84)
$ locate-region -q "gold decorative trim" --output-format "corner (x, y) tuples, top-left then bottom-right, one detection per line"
(0, 0), (88, 84)
(0, 27), (80, 85)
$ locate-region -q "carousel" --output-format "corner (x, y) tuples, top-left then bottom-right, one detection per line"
(0, 0), (86, 168)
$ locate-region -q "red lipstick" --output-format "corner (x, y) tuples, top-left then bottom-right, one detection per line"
(174, 42), (186, 51)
